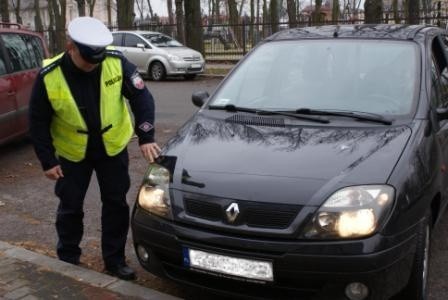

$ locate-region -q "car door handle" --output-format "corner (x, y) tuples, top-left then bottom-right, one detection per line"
(7, 91), (15, 96)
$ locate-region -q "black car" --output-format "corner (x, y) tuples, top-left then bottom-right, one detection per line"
(131, 25), (448, 300)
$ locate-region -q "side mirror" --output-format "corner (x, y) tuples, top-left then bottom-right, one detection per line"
(192, 91), (209, 107)
(437, 107), (448, 120)
(136, 43), (145, 49)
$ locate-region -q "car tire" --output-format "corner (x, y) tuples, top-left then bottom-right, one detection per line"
(150, 62), (166, 81)
(400, 212), (431, 300)
(184, 74), (197, 80)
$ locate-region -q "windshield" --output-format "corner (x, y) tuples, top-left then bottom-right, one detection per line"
(142, 33), (183, 47)
(210, 40), (419, 117)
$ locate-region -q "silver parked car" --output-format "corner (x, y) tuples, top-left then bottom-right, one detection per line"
(111, 31), (205, 81)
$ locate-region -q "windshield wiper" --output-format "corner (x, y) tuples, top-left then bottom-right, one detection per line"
(276, 108), (393, 125)
(208, 104), (329, 123)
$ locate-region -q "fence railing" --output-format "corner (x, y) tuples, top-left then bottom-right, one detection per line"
(43, 16), (448, 61)
(125, 16), (448, 62)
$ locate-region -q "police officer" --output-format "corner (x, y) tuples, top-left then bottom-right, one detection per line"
(29, 17), (161, 280)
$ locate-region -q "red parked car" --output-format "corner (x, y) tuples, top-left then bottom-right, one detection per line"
(0, 23), (48, 145)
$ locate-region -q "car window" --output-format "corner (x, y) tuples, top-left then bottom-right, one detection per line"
(0, 49), (7, 75)
(1, 33), (40, 72)
(431, 57), (443, 108)
(22, 35), (44, 68)
(434, 35), (448, 108)
(211, 39), (419, 117)
(141, 33), (183, 47)
(112, 33), (123, 46)
(124, 34), (145, 47)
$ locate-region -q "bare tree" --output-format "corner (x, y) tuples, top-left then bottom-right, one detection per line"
(270, 0), (279, 33)
(146, 0), (154, 19)
(106, 0), (112, 25)
(407, 0), (419, 24)
(11, 0), (22, 24)
(228, 0), (240, 44)
(312, 0), (322, 25)
(75, 0), (86, 16)
(48, 0), (67, 54)
(286, 0), (297, 27)
(214, 0), (220, 23)
(250, 0), (255, 42)
(228, 0), (238, 25)
(86, 0), (96, 16)
(239, 0), (246, 17)
(117, 0), (134, 29)
(422, 0), (430, 23)
(262, 0), (268, 38)
(332, 0), (339, 23)
(167, 0), (174, 24)
(0, 0), (10, 23)
(364, 0), (382, 24)
(34, 0), (43, 32)
(392, 0), (399, 24)
(175, 0), (185, 43)
(136, 0), (144, 20)
(184, 0), (204, 54)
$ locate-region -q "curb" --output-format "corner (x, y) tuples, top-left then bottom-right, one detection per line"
(204, 64), (235, 77)
(0, 241), (180, 300)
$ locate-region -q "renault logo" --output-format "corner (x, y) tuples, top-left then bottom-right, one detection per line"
(225, 203), (240, 223)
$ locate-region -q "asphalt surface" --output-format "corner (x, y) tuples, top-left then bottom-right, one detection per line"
(0, 241), (179, 300)
(0, 76), (222, 300)
(1, 75), (448, 300)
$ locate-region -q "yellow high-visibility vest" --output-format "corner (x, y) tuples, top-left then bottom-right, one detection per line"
(42, 52), (133, 161)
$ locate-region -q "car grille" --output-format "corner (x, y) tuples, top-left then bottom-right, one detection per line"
(184, 198), (301, 229)
(226, 114), (285, 127)
(187, 67), (203, 72)
(183, 56), (201, 61)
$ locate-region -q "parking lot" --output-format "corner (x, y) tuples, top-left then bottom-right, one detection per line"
(1, 77), (448, 299)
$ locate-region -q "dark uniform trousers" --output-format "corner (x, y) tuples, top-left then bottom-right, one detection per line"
(54, 149), (130, 268)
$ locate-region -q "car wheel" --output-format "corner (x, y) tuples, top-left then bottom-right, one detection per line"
(400, 212), (431, 300)
(150, 62), (166, 81)
(184, 74), (197, 80)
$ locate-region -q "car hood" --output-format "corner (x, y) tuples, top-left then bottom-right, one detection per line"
(160, 47), (202, 58)
(166, 113), (412, 206)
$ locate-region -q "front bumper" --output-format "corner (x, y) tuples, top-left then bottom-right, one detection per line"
(131, 208), (419, 300)
(165, 61), (205, 75)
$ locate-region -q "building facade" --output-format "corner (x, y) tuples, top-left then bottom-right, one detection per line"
(8, 0), (116, 31)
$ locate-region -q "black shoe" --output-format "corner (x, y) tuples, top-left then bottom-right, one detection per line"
(60, 257), (80, 265)
(105, 263), (136, 280)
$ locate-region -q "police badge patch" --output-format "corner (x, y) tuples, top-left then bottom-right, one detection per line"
(131, 72), (145, 90)
(139, 122), (154, 132)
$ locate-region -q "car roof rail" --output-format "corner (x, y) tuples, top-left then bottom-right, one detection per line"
(0, 22), (22, 29)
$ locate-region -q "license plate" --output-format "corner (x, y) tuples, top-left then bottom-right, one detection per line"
(190, 63), (202, 69)
(183, 247), (274, 282)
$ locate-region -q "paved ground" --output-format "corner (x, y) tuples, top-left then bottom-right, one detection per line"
(0, 241), (180, 300)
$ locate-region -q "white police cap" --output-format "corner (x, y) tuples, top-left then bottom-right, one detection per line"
(68, 17), (112, 48)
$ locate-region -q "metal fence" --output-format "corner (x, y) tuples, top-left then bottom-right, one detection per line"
(124, 16), (448, 62)
(42, 16), (448, 61)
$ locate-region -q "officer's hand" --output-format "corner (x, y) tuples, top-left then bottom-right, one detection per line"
(140, 143), (161, 163)
(44, 165), (64, 180)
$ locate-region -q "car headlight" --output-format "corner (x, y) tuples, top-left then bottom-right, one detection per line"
(302, 185), (394, 239)
(168, 54), (182, 62)
(137, 163), (172, 219)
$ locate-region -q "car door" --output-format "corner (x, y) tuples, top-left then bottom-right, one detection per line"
(0, 35), (16, 143)
(123, 33), (153, 73)
(1, 33), (41, 139)
(112, 32), (124, 50)
(429, 34), (448, 206)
